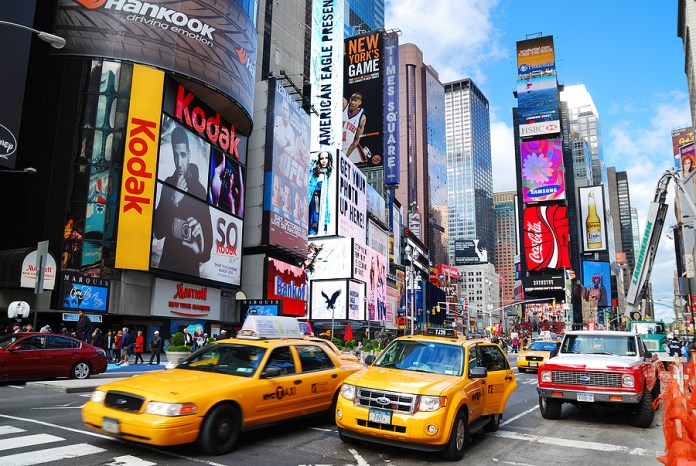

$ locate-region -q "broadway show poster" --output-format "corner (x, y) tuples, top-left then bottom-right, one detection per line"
(523, 205), (571, 271)
(60, 272), (109, 312)
(520, 138), (565, 202)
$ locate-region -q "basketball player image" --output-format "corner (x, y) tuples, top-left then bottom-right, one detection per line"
(342, 92), (367, 162)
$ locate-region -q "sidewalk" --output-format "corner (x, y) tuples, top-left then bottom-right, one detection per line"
(25, 353), (174, 394)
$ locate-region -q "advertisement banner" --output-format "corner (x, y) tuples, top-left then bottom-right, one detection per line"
(365, 247), (388, 322)
(60, 272), (109, 312)
(348, 280), (365, 320)
(55, 0), (257, 126)
(151, 277), (221, 320)
(523, 205), (571, 270)
(353, 241), (370, 283)
(337, 152), (367, 241)
(582, 261), (612, 308)
(367, 220), (389, 259)
(309, 237), (353, 280)
(310, 0), (344, 151)
(115, 64), (164, 270)
(391, 203), (402, 265)
(366, 184), (387, 225)
(454, 239), (488, 265)
(343, 32), (384, 167)
(20, 251), (57, 291)
(520, 137), (565, 202)
(516, 36), (556, 79)
(517, 77), (560, 139)
(383, 32), (400, 185)
(266, 258), (308, 317)
(240, 299), (282, 321)
(308, 150), (339, 237)
(522, 274), (564, 293)
(578, 185), (608, 252)
(311, 279), (348, 320)
(672, 126), (694, 171)
(263, 78), (310, 251)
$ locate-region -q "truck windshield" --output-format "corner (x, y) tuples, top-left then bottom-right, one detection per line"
(561, 335), (638, 357)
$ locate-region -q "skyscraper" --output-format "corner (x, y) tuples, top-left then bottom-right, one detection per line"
(444, 79), (494, 265)
(493, 190), (517, 307)
(345, 0), (385, 36)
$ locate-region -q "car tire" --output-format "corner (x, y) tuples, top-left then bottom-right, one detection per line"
(482, 413), (501, 432)
(628, 388), (654, 428)
(442, 409), (468, 461)
(539, 396), (562, 419)
(197, 404), (241, 455)
(326, 392), (339, 424)
(338, 430), (359, 444)
(71, 361), (92, 379)
(650, 379), (661, 401)
(517, 367), (526, 373)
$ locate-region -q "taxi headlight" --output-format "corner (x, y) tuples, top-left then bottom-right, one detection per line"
(90, 390), (106, 404)
(418, 396), (446, 412)
(145, 402), (198, 416)
(341, 384), (356, 401)
(540, 371), (552, 383)
(622, 374), (635, 388)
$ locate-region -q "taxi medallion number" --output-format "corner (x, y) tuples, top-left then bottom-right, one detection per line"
(102, 417), (120, 434)
(577, 393), (594, 402)
(368, 408), (392, 425)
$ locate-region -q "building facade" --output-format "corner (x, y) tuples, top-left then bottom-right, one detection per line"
(493, 191), (517, 307)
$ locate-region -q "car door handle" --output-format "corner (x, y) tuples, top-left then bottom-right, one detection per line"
(294, 380), (303, 385)
(480, 380), (486, 385)
(505, 375), (513, 381)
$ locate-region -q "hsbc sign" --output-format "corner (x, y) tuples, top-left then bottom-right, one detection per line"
(519, 120), (561, 137)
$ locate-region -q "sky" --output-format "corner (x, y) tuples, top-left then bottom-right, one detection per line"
(385, 0), (691, 322)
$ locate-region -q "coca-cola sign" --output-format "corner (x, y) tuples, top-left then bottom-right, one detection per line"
(523, 205), (571, 271)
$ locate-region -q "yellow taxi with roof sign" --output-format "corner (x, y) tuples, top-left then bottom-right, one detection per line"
(335, 327), (517, 461)
(82, 316), (363, 455)
(516, 338), (560, 373)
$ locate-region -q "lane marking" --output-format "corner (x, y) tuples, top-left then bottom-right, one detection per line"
(348, 447), (370, 466)
(0, 433), (63, 452)
(0, 426), (25, 436)
(500, 406), (537, 427)
(106, 455), (157, 465)
(490, 430), (659, 456)
(0, 443), (105, 465)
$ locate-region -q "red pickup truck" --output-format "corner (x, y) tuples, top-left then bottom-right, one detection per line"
(536, 330), (661, 428)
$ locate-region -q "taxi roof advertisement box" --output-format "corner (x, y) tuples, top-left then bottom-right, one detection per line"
(54, 0), (257, 126)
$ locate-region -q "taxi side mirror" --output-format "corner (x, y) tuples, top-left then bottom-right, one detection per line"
(469, 366), (487, 378)
(364, 355), (376, 365)
(260, 366), (282, 379)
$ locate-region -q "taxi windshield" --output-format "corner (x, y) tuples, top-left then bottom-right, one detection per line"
(529, 341), (558, 352)
(178, 343), (267, 377)
(374, 340), (463, 376)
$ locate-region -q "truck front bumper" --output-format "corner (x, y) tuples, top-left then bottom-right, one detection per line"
(537, 387), (641, 404)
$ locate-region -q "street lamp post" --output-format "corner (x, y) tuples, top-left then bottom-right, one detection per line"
(0, 20), (66, 49)
(405, 245), (419, 336)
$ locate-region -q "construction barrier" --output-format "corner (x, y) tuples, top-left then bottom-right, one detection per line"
(657, 354), (696, 465)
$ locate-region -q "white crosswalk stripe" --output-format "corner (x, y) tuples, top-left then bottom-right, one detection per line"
(0, 426), (24, 436)
(0, 443), (106, 465)
(0, 434), (63, 452)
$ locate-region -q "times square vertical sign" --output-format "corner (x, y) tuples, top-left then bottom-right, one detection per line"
(310, 0), (344, 152)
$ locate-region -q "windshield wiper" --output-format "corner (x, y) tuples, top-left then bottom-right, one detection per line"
(587, 351), (613, 355)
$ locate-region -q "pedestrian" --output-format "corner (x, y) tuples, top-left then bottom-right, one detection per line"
(40, 325), (51, 334)
(667, 335), (682, 358)
(105, 330), (114, 362)
(25, 323), (34, 333)
(149, 331), (163, 365)
(511, 336), (519, 353)
(75, 310), (91, 342)
(114, 330), (123, 363)
(192, 328), (204, 352)
(118, 327), (131, 366)
(134, 330), (145, 364)
(92, 328), (105, 349)
(183, 328), (193, 348)
(216, 330), (228, 340)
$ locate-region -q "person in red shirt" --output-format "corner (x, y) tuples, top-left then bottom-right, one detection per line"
(134, 330), (145, 364)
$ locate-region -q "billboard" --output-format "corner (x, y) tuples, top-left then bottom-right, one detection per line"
(516, 36), (556, 79)
(383, 32), (400, 185)
(582, 261), (612, 308)
(523, 205), (571, 271)
(454, 239), (488, 265)
(520, 138), (565, 202)
(151, 277), (221, 320)
(311, 279), (348, 320)
(348, 280), (366, 320)
(367, 220), (389, 261)
(266, 258), (308, 317)
(309, 237), (354, 280)
(310, 0), (344, 151)
(578, 185), (608, 252)
(522, 274), (564, 293)
(308, 150), (339, 237)
(263, 78), (310, 251)
(365, 248), (388, 322)
(672, 126), (694, 172)
(337, 152), (367, 241)
(517, 76), (560, 139)
(61, 272), (109, 312)
(343, 32), (384, 167)
(115, 65), (164, 270)
(366, 183), (387, 225)
(54, 0), (257, 126)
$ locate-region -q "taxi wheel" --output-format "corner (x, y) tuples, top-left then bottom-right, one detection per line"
(71, 361), (92, 379)
(482, 413), (500, 432)
(325, 392), (339, 424)
(517, 367), (526, 373)
(198, 405), (241, 455)
(539, 396), (562, 419)
(442, 409), (468, 461)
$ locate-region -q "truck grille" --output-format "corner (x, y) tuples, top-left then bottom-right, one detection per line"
(355, 387), (417, 414)
(104, 391), (145, 412)
(552, 371), (622, 387)
(526, 356), (544, 361)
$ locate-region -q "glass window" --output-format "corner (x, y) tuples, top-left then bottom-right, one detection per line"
(479, 344), (509, 371)
(47, 336), (81, 349)
(18, 336), (46, 350)
(265, 346), (296, 375)
(296, 345), (334, 372)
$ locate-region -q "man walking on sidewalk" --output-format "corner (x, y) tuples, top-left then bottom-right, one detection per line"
(149, 331), (163, 365)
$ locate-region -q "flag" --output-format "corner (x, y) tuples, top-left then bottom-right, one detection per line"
(499, 273), (506, 284)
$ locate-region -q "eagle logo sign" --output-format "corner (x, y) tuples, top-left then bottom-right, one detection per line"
(321, 289), (341, 311)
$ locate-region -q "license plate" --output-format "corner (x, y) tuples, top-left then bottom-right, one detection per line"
(368, 408), (392, 425)
(577, 393), (594, 402)
(529, 362), (538, 367)
(102, 417), (120, 434)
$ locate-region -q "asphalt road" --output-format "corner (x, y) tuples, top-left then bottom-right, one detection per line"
(0, 369), (666, 465)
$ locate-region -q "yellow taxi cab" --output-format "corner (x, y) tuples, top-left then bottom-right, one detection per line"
(305, 336), (361, 364)
(516, 338), (559, 373)
(335, 328), (517, 461)
(82, 316), (363, 455)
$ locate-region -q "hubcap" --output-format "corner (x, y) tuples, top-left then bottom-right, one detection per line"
(456, 419), (465, 449)
(75, 363), (89, 379)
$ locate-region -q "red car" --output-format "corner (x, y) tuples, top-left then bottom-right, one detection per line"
(0, 332), (108, 381)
